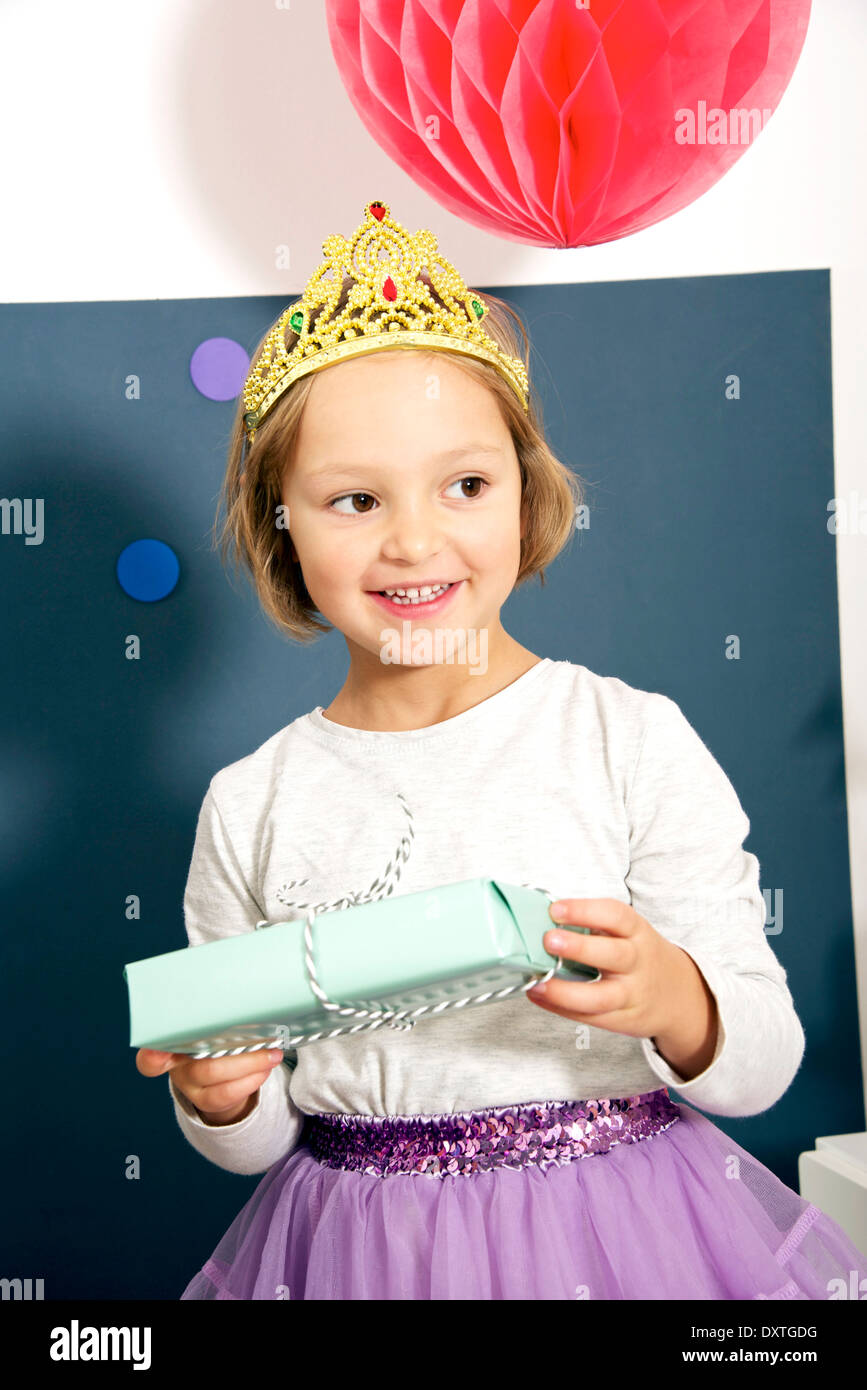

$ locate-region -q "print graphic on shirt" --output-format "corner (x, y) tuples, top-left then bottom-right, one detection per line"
(274, 790), (415, 921)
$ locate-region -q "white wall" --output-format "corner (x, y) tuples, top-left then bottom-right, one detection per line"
(2, 0), (864, 1111)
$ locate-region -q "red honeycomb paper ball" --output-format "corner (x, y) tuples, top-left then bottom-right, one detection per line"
(326, 0), (812, 248)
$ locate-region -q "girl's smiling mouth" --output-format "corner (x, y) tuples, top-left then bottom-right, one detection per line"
(366, 581), (464, 615)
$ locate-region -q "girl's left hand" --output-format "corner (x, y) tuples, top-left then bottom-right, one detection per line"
(527, 898), (686, 1041)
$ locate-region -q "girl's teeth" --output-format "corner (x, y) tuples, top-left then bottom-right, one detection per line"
(381, 584), (451, 605)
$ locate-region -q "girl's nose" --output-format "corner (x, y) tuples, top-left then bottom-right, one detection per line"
(380, 508), (447, 559)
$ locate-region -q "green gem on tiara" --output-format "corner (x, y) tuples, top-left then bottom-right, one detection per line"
(289, 311), (303, 333)
(470, 298), (484, 319)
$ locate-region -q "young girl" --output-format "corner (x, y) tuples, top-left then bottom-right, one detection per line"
(138, 199), (867, 1300)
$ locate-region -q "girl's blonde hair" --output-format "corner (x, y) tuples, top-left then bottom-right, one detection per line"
(213, 274), (585, 643)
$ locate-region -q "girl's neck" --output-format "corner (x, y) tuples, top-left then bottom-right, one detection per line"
(321, 637), (543, 733)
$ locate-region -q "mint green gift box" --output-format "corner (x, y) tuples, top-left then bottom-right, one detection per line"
(123, 878), (600, 1058)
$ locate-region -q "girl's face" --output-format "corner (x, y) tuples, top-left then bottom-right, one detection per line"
(280, 349), (525, 666)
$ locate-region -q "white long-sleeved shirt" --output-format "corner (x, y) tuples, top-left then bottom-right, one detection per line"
(167, 658), (805, 1175)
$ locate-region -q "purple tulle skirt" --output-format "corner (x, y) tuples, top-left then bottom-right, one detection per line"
(179, 1089), (867, 1300)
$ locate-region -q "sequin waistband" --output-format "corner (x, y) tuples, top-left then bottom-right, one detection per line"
(304, 1089), (679, 1180)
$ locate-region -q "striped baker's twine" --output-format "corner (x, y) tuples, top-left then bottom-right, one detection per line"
(191, 874), (563, 1059)
(273, 791), (417, 917)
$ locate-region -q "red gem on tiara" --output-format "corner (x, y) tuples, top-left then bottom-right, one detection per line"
(370, 202), (386, 221)
(382, 276), (397, 300)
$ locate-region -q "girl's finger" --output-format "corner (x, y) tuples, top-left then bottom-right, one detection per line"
(135, 1049), (185, 1076)
(196, 1071), (273, 1108)
(550, 898), (635, 936)
(529, 976), (627, 1018)
(190, 1051), (284, 1085)
(544, 929), (632, 975)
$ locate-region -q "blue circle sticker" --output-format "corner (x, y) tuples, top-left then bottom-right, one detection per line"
(116, 539), (180, 602)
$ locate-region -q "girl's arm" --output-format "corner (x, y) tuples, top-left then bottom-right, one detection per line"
(167, 779), (306, 1175)
(626, 693), (805, 1118)
(650, 944), (720, 1080)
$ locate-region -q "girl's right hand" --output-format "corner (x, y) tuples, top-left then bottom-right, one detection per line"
(135, 1046), (284, 1126)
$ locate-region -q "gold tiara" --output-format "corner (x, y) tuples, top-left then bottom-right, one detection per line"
(242, 199), (530, 444)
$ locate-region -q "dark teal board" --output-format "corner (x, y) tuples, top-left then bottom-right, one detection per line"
(0, 269), (859, 1297)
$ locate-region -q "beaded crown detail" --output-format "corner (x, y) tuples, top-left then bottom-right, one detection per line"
(242, 199), (530, 444)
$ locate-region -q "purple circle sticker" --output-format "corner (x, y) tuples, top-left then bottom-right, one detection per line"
(190, 337), (250, 402)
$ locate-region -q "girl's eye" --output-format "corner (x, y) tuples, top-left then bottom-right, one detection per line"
(329, 492), (376, 515)
(329, 476), (487, 515)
